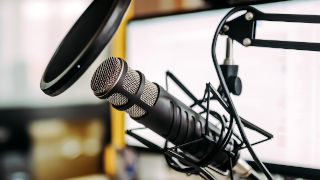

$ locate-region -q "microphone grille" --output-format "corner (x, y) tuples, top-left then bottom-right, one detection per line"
(91, 57), (123, 96)
(123, 67), (141, 95)
(127, 104), (146, 118)
(125, 80), (158, 118)
(107, 93), (128, 106)
(141, 80), (158, 106)
(106, 67), (140, 106)
(91, 57), (159, 119)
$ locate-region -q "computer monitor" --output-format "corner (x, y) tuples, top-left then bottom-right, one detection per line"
(125, 0), (320, 178)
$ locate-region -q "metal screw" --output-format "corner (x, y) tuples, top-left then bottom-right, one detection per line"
(245, 12), (254, 21)
(77, 65), (81, 69)
(243, 38), (251, 46)
(223, 25), (229, 32)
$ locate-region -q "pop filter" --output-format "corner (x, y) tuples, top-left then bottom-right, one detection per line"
(40, 0), (131, 96)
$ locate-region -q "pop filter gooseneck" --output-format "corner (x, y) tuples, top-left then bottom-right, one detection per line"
(40, 0), (131, 96)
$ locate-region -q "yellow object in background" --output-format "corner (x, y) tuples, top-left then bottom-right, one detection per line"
(30, 118), (104, 180)
(104, 1), (135, 178)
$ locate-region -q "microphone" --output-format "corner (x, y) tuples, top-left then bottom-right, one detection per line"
(91, 57), (257, 178)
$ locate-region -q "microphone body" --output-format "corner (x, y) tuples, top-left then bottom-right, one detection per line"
(91, 57), (239, 171)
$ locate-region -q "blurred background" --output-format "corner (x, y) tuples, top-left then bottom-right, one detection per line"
(0, 0), (109, 179)
(1, 0), (320, 180)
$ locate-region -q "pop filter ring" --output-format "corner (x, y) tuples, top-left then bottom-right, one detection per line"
(40, 0), (131, 96)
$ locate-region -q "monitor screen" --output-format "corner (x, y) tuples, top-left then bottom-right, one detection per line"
(125, 0), (320, 171)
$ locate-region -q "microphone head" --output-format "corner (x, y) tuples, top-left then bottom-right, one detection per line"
(91, 57), (124, 97)
(91, 57), (159, 118)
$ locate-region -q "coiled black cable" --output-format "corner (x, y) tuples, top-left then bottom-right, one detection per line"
(210, 6), (273, 180)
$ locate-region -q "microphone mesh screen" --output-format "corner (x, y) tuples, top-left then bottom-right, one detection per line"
(127, 104), (146, 118)
(123, 67), (140, 95)
(106, 67), (140, 107)
(141, 80), (158, 106)
(107, 93), (128, 106)
(91, 57), (122, 95)
(125, 80), (158, 118)
(91, 57), (159, 119)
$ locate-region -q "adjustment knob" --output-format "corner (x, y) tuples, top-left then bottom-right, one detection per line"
(228, 76), (242, 96)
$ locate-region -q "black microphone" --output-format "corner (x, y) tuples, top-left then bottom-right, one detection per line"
(91, 57), (256, 178)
